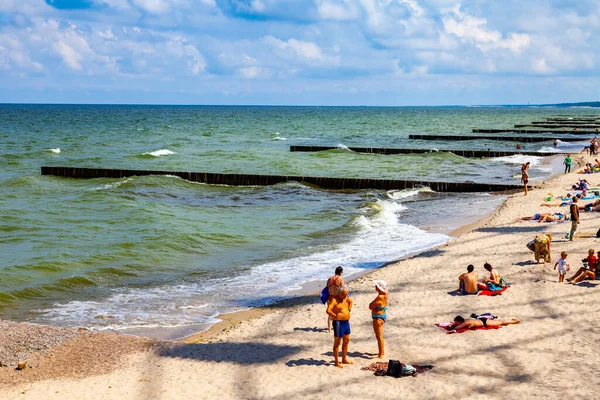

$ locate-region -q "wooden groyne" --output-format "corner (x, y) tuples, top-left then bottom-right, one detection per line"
(289, 145), (564, 158)
(408, 134), (586, 143)
(515, 123), (600, 129)
(473, 128), (599, 134)
(40, 166), (525, 193)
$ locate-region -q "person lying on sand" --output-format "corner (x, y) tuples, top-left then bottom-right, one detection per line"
(450, 315), (520, 331)
(369, 281), (388, 359)
(519, 212), (568, 222)
(326, 287), (353, 368)
(458, 265), (478, 295)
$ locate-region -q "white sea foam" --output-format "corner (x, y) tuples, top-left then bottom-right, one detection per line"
(387, 187), (434, 200)
(35, 197), (449, 331)
(273, 136), (287, 141)
(88, 178), (132, 191)
(492, 155), (543, 166)
(337, 143), (350, 150)
(143, 149), (177, 157)
(46, 148), (61, 154)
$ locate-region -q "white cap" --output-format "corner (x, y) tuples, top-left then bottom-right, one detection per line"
(374, 280), (388, 293)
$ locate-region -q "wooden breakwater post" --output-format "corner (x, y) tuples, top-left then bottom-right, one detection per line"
(473, 128), (600, 135)
(408, 134), (587, 143)
(289, 145), (566, 158)
(40, 166), (526, 193)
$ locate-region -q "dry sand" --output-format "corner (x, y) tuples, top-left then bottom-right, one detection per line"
(2, 155), (600, 399)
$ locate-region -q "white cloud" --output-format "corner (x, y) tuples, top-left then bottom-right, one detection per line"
(263, 35), (338, 65)
(53, 41), (83, 70)
(238, 66), (271, 79)
(131, 0), (171, 14)
(443, 8), (530, 54)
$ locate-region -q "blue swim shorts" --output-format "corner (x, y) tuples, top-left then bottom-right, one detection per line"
(332, 320), (351, 338)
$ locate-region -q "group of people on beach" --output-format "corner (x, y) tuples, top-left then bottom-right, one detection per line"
(325, 267), (388, 368)
(580, 137), (598, 156)
(457, 263), (505, 295)
(554, 249), (599, 283)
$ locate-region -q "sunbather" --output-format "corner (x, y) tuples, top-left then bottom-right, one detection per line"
(567, 249), (598, 283)
(451, 315), (520, 330)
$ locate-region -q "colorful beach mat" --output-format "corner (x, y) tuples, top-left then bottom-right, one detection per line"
(436, 323), (501, 334)
(478, 287), (509, 296)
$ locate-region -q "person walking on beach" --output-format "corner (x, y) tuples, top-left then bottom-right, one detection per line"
(564, 154), (572, 174)
(521, 162), (530, 196)
(554, 139), (558, 149)
(569, 197), (580, 241)
(326, 287), (353, 368)
(554, 251), (570, 283)
(369, 280), (388, 359)
(457, 264), (478, 294)
(326, 266), (345, 332)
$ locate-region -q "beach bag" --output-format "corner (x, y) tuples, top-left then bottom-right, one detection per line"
(499, 277), (510, 288)
(596, 228), (600, 238)
(320, 286), (328, 304)
(526, 240), (535, 252)
(386, 360), (403, 377)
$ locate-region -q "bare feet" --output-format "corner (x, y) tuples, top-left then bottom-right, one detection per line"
(377, 354), (384, 359)
(342, 359), (353, 365)
(335, 363), (343, 369)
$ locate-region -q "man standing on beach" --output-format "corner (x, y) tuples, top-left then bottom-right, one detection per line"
(326, 267), (345, 332)
(564, 154), (572, 174)
(521, 162), (530, 196)
(569, 196), (580, 241)
(326, 287), (353, 368)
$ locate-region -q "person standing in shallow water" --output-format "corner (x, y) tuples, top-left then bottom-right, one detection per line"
(369, 280), (388, 359)
(326, 287), (353, 368)
(521, 162), (530, 196)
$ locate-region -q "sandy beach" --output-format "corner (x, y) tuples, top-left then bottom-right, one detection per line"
(2, 155), (600, 399)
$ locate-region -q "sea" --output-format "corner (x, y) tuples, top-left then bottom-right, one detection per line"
(0, 105), (594, 339)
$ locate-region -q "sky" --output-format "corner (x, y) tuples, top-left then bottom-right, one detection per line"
(0, 0), (599, 106)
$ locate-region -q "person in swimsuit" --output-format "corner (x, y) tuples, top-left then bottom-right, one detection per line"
(326, 266), (345, 332)
(451, 315), (520, 330)
(458, 264), (478, 294)
(568, 249), (598, 283)
(521, 162), (530, 196)
(477, 262), (501, 290)
(368, 280), (388, 359)
(326, 287), (353, 368)
(537, 212), (568, 223)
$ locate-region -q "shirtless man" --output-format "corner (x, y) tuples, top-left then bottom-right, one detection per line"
(451, 315), (520, 331)
(458, 265), (478, 294)
(326, 287), (353, 368)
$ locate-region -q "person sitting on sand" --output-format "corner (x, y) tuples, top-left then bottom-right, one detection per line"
(326, 287), (353, 368)
(458, 264), (478, 295)
(326, 266), (345, 332)
(595, 159), (600, 169)
(477, 262), (501, 290)
(369, 280), (388, 359)
(450, 315), (520, 331)
(567, 249), (598, 283)
(572, 179), (590, 191)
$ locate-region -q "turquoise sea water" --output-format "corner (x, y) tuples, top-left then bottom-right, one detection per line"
(0, 105), (593, 338)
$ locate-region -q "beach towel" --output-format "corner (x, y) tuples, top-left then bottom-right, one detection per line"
(436, 322), (500, 334)
(478, 287), (509, 296)
(362, 362), (433, 377)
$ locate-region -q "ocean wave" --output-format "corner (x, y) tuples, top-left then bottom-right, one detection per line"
(387, 187), (434, 200)
(87, 178), (133, 192)
(45, 148), (61, 154)
(142, 149), (177, 157)
(492, 155), (544, 166)
(33, 196), (448, 331)
(336, 143), (351, 151)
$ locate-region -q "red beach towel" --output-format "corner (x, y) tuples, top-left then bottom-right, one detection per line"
(436, 323), (501, 334)
(478, 287), (509, 296)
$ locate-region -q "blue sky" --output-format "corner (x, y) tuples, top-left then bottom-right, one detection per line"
(0, 0), (599, 105)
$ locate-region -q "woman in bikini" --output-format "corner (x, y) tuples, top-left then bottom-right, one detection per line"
(477, 262), (501, 290)
(326, 266), (345, 332)
(369, 280), (388, 359)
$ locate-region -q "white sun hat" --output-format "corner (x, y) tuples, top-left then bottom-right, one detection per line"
(374, 280), (388, 293)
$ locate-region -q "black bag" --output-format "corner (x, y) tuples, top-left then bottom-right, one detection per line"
(386, 359), (403, 377)
(596, 228), (600, 238)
